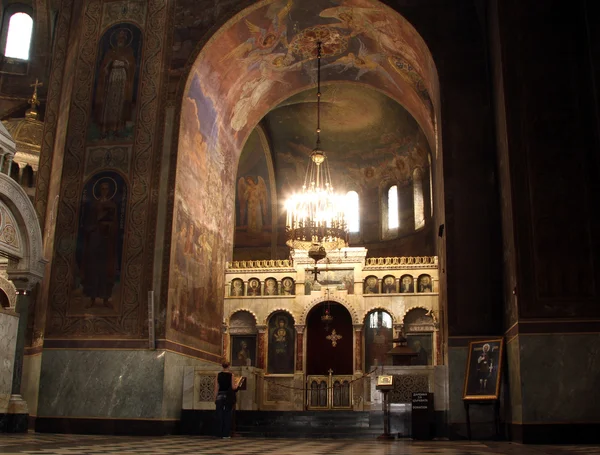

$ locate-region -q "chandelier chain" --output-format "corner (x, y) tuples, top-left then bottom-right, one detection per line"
(316, 41), (322, 147)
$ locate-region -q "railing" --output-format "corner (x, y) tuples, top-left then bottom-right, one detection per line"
(365, 256), (438, 267)
(306, 375), (353, 410)
(227, 259), (293, 270)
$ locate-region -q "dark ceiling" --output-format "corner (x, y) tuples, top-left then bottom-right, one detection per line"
(262, 82), (431, 197)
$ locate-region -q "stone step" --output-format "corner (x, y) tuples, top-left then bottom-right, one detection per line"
(181, 410), (403, 439)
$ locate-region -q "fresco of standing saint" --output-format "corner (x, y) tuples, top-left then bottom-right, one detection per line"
(89, 24), (142, 141)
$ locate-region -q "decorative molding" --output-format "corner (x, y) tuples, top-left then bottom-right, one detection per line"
(0, 174), (45, 281)
(84, 145), (132, 177)
(0, 201), (23, 258)
(401, 305), (436, 324)
(264, 377), (293, 403)
(362, 305), (398, 324)
(228, 309), (258, 335)
(299, 296), (359, 325)
(227, 259), (293, 270)
(196, 373), (215, 403)
(364, 256), (438, 269)
(46, 0), (103, 336)
(263, 308), (297, 326)
(0, 274), (17, 309)
(390, 374), (429, 403)
(101, 0), (147, 30)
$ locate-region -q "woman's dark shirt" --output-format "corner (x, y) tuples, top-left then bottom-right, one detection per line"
(217, 372), (232, 392)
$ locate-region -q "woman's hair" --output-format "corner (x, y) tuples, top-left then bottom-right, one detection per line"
(221, 360), (230, 369)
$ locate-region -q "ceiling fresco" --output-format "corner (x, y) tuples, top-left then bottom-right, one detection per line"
(263, 83), (431, 197)
(185, 0), (438, 159)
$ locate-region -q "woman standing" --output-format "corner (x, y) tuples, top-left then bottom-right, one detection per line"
(214, 361), (238, 438)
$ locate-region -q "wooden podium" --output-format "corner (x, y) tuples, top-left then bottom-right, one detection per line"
(376, 375), (394, 440)
(231, 376), (246, 437)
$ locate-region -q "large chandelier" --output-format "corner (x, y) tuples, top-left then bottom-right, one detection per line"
(285, 41), (348, 256)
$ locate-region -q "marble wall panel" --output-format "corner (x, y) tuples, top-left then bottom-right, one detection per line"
(161, 351), (216, 419)
(519, 333), (600, 423)
(37, 350), (165, 419)
(447, 347), (467, 423)
(21, 354), (42, 417)
(434, 365), (449, 411)
(506, 336), (522, 423)
(0, 310), (18, 413)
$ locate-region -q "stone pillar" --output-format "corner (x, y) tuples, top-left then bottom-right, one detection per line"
(353, 324), (363, 373)
(5, 155), (13, 176)
(398, 182), (415, 236)
(256, 325), (267, 370)
(222, 324), (229, 362)
(295, 325), (305, 372)
(0, 154), (5, 172)
(7, 280), (37, 432)
(17, 165), (24, 184)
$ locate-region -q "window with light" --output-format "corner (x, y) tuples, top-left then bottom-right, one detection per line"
(4, 12), (33, 60)
(345, 191), (359, 233)
(387, 185), (399, 229)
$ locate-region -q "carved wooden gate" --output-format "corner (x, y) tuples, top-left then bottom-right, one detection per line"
(306, 374), (352, 410)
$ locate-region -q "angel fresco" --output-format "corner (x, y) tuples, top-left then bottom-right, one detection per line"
(219, 0), (292, 65)
(320, 40), (402, 92)
(230, 52), (306, 131)
(320, 5), (423, 75)
(238, 176), (268, 234)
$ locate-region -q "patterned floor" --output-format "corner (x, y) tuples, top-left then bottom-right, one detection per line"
(0, 434), (600, 455)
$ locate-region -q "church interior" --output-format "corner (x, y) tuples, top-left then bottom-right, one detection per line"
(0, 0), (599, 449)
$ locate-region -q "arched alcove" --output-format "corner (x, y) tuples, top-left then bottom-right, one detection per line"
(0, 171), (45, 284)
(168, 0), (442, 360)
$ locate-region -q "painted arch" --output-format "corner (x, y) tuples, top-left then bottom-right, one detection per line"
(168, 0), (440, 357)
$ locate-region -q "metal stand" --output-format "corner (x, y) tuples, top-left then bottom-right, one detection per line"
(377, 389), (395, 440)
(464, 400), (501, 440)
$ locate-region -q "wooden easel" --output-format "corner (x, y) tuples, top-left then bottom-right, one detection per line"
(463, 399), (501, 440)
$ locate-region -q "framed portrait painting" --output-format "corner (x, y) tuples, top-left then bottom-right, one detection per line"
(231, 335), (256, 367)
(463, 338), (504, 400)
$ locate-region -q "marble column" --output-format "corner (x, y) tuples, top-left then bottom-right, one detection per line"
(0, 154), (5, 172)
(17, 165), (24, 184)
(5, 156), (13, 176)
(353, 324), (363, 373)
(7, 280), (37, 432)
(295, 325), (305, 372)
(256, 325), (267, 370)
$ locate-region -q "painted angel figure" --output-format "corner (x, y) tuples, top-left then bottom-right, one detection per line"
(220, 0), (292, 64)
(238, 176), (268, 234)
(320, 40), (402, 92)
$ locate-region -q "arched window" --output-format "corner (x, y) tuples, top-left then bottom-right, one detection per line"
(387, 185), (399, 229)
(364, 310), (393, 368)
(413, 168), (425, 230)
(345, 190), (359, 233)
(4, 12), (33, 60)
